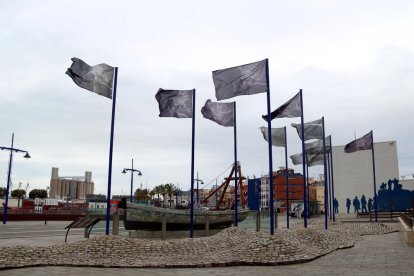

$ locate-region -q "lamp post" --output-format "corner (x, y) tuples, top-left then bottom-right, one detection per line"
(122, 158), (142, 203)
(1, 133), (31, 224)
(193, 171), (203, 204)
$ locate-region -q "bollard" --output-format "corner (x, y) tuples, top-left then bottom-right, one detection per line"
(205, 214), (210, 237)
(275, 210), (278, 229)
(84, 226), (89, 238)
(112, 211), (119, 236)
(161, 212), (167, 240)
(256, 210), (261, 232)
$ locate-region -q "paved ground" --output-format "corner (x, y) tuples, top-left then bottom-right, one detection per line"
(0, 215), (413, 275)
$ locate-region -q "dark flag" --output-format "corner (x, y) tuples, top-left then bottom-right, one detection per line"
(66, 58), (114, 99)
(344, 131), (373, 153)
(291, 118), (323, 141)
(201, 99), (234, 127)
(212, 59), (268, 101)
(155, 89), (193, 118)
(262, 92), (301, 122)
(259, 126), (286, 147)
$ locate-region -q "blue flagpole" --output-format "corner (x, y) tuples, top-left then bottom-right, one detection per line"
(322, 117), (328, 230)
(299, 89), (307, 228)
(284, 126), (289, 228)
(105, 67), (118, 235)
(265, 59), (274, 234)
(2, 134), (14, 225)
(306, 153), (309, 219)
(329, 136), (336, 222)
(233, 102), (238, 226)
(371, 130), (378, 222)
(190, 89), (196, 237)
(327, 151), (332, 220)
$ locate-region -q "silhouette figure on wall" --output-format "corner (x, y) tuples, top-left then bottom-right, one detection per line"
(377, 178), (414, 211)
(333, 198), (339, 213)
(353, 196), (360, 213)
(361, 195), (367, 212)
(368, 198), (373, 212)
(346, 198), (351, 214)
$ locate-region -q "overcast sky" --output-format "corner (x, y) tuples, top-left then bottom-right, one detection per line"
(1, 0), (413, 196)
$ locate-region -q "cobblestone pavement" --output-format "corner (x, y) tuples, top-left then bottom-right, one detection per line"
(0, 219), (398, 271)
(2, 231), (413, 275)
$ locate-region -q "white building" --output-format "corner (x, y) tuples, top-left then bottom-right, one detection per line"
(332, 141), (399, 212)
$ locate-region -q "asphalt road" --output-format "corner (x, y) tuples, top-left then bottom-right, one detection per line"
(0, 221), (127, 245)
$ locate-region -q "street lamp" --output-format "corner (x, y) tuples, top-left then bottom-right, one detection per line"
(1, 133), (31, 224)
(193, 171), (203, 204)
(122, 158), (142, 203)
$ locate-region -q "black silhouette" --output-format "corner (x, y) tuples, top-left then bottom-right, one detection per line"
(333, 198), (339, 213)
(346, 198), (351, 213)
(377, 178), (414, 211)
(361, 195), (367, 212)
(368, 198), (373, 212)
(353, 196), (360, 213)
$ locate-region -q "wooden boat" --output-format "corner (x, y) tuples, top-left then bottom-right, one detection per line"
(122, 163), (250, 231)
(122, 200), (249, 231)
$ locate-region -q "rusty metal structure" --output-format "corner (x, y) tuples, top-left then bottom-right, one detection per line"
(200, 162), (247, 210)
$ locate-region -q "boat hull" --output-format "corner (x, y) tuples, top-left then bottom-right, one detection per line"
(123, 201), (249, 231)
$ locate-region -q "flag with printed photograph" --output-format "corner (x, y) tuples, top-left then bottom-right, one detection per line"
(155, 89), (193, 118)
(66, 58), (114, 99)
(290, 152), (324, 166)
(305, 136), (331, 154)
(212, 59), (268, 101)
(259, 126), (286, 147)
(201, 99), (234, 127)
(344, 131), (373, 153)
(262, 92), (301, 122)
(291, 118), (323, 141)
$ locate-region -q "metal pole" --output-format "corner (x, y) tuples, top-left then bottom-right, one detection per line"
(265, 59), (274, 234)
(233, 102), (238, 226)
(130, 158), (134, 203)
(306, 153), (309, 218)
(105, 67), (118, 235)
(327, 152), (332, 220)
(329, 136), (336, 222)
(322, 117), (328, 230)
(196, 171), (199, 204)
(299, 89), (307, 228)
(284, 127), (289, 228)
(3, 133), (14, 224)
(190, 89), (196, 238)
(371, 131), (378, 222)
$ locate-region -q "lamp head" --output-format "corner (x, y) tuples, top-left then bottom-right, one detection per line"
(201, 181), (204, 184)
(122, 169), (127, 174)
(23, 152), (31, 159)
(138, 171), (142, 176)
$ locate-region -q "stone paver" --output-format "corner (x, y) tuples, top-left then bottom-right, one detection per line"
(2, 231), (413, 276)
(0, 219), (397, 269)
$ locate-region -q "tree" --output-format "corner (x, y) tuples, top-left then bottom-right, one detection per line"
(134, 188), (150, 201)
(11, 189), (26, 208)
(149, 189), (156, 201)
(151, 184), (166, 206)
(0, 187), (6, 198)
(29, 189), (47, 199)
(164, 183), (177, 208)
